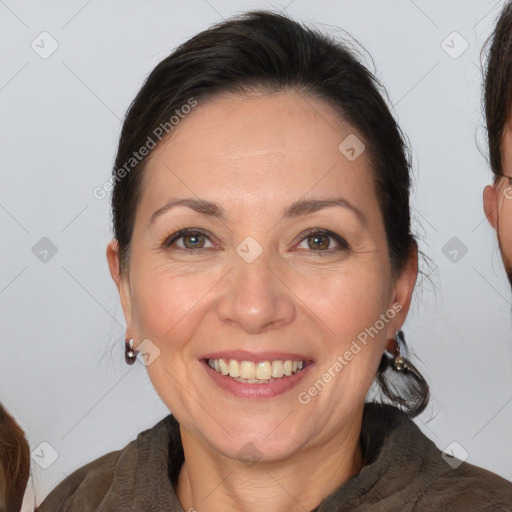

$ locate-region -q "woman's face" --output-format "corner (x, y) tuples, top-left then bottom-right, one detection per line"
(108, 90), (416, 462)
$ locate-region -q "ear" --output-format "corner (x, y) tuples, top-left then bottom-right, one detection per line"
(483, 184), (499, 230)
(106, 239), (133, 337)
(385, 242), (418, 351)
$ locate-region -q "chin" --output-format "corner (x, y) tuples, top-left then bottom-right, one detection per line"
(206, 419), (309, 463)
(226, 437), (303, 466)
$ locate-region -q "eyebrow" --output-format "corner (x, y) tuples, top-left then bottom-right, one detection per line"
(150, 197), (366, 225)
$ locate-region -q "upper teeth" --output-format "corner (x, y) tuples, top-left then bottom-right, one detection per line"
(208, 358), (305, 380)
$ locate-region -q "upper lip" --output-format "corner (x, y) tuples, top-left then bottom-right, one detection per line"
(200, 350), (313, 363)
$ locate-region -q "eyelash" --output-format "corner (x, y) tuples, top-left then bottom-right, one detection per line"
(160, 228), (350, 254)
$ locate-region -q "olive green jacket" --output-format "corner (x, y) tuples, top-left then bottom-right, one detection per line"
(38, 404), (512, 511)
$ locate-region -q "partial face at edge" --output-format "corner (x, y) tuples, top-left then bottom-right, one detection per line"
(108, 90), (416, 462)
(484, 118), (512, 286)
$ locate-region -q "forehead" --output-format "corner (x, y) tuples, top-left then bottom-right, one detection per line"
(139, 90), (378, 218)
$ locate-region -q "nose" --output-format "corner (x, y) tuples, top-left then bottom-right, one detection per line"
(216, 253), (296, 334)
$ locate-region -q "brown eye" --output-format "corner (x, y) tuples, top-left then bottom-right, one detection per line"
(182, 233), (206, 249)
(307, 233), (330, 250)
(163, 229), (216, 251)
(296, 229), (349, 253)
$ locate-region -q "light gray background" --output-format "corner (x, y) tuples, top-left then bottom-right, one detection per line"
(1, 0), (512, 504)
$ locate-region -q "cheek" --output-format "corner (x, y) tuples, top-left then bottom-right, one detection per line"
(129, 264), (218, 348)
(498, 203), (512, 255)
(291, 271), (392, 418)
(289, 263), (392, 359)
(314, 276), (386, 318)
(299, 258), (393, 397)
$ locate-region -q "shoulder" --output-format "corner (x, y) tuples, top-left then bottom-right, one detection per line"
(37, 415), (175, 512)
(402, 415), (512, 510)
(363, 404), (512, 511)
(421, 456), (512, 511)
(37, 445), (128, 511)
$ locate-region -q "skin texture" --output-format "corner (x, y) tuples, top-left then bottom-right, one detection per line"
(483, 118), (512, 286)
(107, 90), (417, 512)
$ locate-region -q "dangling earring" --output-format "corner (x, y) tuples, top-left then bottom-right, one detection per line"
(393, 329), (409, 372)
(125, 338), (138, 365)
(377, 329), (430, 417)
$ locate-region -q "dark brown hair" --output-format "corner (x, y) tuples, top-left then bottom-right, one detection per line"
(0, 404), (30, 512)
(484, 1), (512, 177)
(110, 10), (428, 416)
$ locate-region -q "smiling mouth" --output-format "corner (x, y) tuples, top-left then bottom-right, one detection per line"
(205, 358), (310, 384)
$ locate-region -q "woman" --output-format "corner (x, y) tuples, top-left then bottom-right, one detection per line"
(38, 10), (512, 511)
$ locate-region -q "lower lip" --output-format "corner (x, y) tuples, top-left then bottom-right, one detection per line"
(201, 360), (314, 399)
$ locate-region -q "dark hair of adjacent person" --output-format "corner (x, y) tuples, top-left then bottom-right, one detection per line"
(0, 404), (30, 512)
(110, 10), (429, 417)
(484, 1), (512, 177)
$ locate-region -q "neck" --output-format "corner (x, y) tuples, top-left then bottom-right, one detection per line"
(176, 412), (364, 512)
